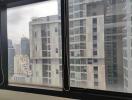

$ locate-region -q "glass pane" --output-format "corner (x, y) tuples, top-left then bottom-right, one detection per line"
(69, 0), (132, 93)
(8, 0), (62, 90)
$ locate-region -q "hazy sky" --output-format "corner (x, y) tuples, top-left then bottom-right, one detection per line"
(7, 0), (58, 44)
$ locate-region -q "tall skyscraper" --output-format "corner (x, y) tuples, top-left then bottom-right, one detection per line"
(21, 37), (30, 57)
(8, 39), (15, 78)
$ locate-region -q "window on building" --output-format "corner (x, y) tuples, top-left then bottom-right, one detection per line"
(93, 28), (97, 32)
(56, 48), (58, 53)
(93, 59), (98, 63)
(94, 74), (98, 79)
(93, 51), (97, 56)
(81, 73), (87, 80)
(55, 27), (58, 32)
(94, 66), (98, 72)
(93, 18), (97, 24)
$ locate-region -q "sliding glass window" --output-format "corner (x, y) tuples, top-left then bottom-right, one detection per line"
(4, 0), (132, 99)
(69, 0), (132, 93)
(7, 0), (62, 90)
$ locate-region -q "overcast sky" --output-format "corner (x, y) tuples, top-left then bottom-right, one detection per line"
(7, 0), (58, 44)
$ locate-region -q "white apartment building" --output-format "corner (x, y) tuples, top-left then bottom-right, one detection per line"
(29, 0), (106, 90)
(29, 15), (62, 87)
(69, 0), (106, 89)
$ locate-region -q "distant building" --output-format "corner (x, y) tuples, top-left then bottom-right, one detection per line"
(11, 55), (32, 83)
(8, 39), (15, 78)
(14, 55), (31, 76)
(14, 44), (21, 55)
(21, 37), (30, 57)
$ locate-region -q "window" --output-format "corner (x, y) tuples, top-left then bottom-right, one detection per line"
(7, 0), (62, 89)
(70, 73), (75, 79)
(94, 66), (98, 72)
(56, 48), (58, 53)
(81, 66), (87, 72)
(81, 73), (87, 80)
(93, 59), (98, 63)
(94, 74), (98, 79)
(69, 0), (129, 94)
(1, 0), (132, 99)
(93, 36), (97, 40)
(88, 59), (92, 64)
(93, 18), (97, 24)
(55, 27), (58, 32)
(93, 51), (97, 56)
(93, 28), (97, 32)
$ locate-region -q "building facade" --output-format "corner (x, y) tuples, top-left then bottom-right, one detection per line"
(69, 0), (106, 89)
(29, 15), (62, 87)
(123, 0), (132, 93)
(29, 0), (106, 90)
(11, 55), (31, 83)
(104, 0), (125, 92)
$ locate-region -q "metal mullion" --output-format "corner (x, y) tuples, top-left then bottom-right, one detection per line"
(61, 0), (70, 92)
(0, 4), (8, 88)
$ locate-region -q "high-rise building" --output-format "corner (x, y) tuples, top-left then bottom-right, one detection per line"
(8, 39), (15, 78)
(104, 0), (125, 92)
(21, 37), (30, 57)
(123, 0), (132, 93)
(14, 44), (21, 55)
(29, 0), (106, 90)
(68, 0), (106, 89)
(29, 0), (132, 92)
(29, 15), (62, 87)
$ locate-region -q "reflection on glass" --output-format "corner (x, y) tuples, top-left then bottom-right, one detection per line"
(7, 0), (62, 89)
(69, 0), (132, 93)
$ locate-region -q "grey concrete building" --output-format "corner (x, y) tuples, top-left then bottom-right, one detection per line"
(104, 0), (125, 92)
(8, 39), (15, 79)
(123, 0), (132, 93)
(21, 37), (30, 57)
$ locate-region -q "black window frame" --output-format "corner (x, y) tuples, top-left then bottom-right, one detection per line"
(0, 0), (132, 100)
